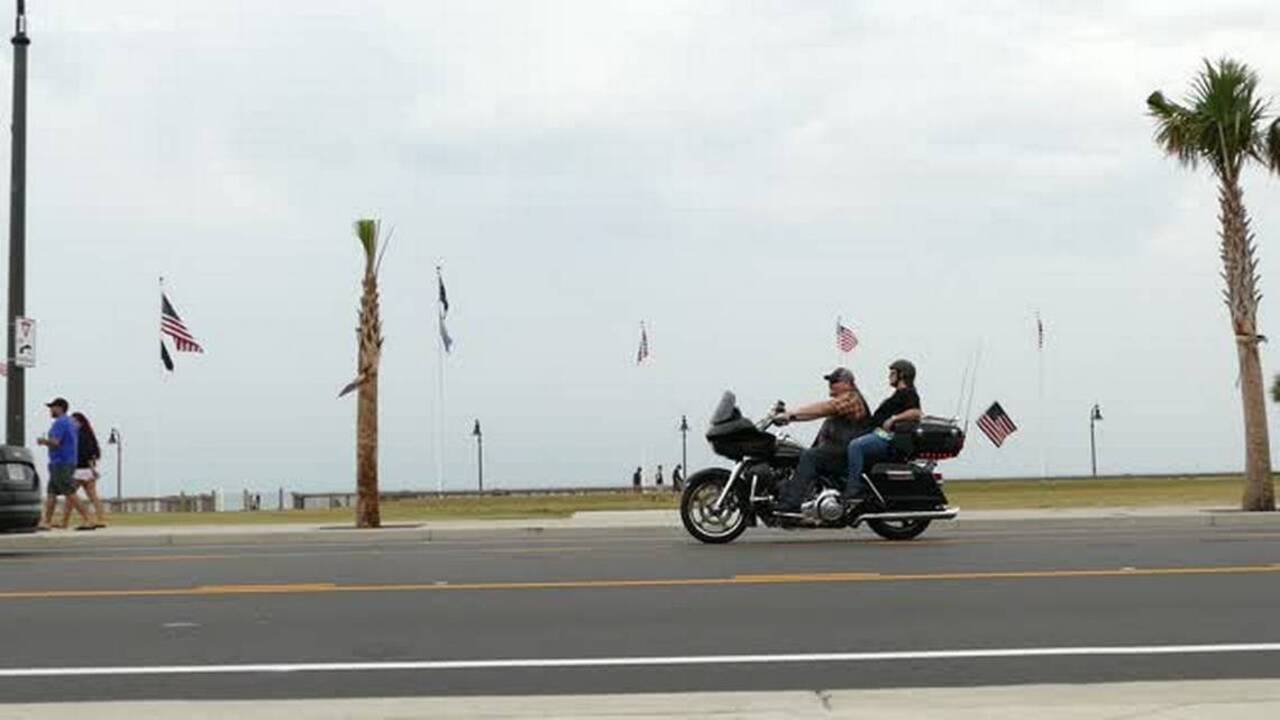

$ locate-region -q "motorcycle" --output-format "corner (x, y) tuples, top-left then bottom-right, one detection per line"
(680, 391), (963, 544)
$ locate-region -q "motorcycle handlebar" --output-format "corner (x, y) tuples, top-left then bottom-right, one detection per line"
(758, 400), (786, 431)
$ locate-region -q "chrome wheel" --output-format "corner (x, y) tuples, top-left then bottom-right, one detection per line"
(680, 473), (748, 544)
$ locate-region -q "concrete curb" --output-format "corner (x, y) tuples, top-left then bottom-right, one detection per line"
(4, 680), (1280, 718)
(1, 507), (1277, 550)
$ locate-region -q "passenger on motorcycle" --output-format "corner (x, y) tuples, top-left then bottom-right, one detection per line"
(771, 367), (871, 513)
(845, 359), (923, 501)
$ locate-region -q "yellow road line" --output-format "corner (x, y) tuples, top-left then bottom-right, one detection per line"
(1, 563), (1278, 600)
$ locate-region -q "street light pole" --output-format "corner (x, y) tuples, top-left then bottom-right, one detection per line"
(679, 414), (689, 481)
(107, 427), (123, 499)
(5, 0), (29, 446)
(1089, 404), (1103, 478)
(472, 420), (483, 493)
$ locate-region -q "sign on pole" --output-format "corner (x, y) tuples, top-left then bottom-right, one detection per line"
(13, 316), (35, 368)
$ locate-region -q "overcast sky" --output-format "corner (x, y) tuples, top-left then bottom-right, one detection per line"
(3, 1), (1280, 497)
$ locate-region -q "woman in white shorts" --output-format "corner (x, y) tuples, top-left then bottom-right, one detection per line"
(68, 411), (106, 528)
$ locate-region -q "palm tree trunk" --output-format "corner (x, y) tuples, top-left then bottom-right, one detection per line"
(1237, 340), (1274, 510)
(355, 273), (382, 528)
(1219, 178), (1276, 511)
(356, 372), (380, 527)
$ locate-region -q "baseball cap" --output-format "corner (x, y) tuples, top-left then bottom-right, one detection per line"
(823, 367), (856, 386)
(45, 397), (69, 410)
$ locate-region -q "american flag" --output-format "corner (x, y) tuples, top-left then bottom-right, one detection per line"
(836, 321), (858, 353)
(161, 293), (203, 353)
(636, 323), (649, 365)
(976, 402), (1018, 447)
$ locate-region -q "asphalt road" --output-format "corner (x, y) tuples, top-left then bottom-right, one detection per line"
(1, 521), (1279, 701)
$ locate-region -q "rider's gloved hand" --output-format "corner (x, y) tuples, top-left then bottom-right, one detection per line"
(772, 413), (792, 426)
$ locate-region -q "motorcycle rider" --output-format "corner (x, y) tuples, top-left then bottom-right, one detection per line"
(845, 359), (923, 501)
(772, 367), (871, 513)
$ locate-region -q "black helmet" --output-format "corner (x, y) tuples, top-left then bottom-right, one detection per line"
(889, 359), (916, 384)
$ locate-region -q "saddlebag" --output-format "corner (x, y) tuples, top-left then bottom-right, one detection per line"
(891, 416), (964, 460)
(867, 463), (949, 510)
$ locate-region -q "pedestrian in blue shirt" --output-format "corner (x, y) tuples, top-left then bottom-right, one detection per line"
(37, 398), (95, 530)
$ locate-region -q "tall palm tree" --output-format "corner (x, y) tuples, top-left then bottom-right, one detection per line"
(1148, 58), (1280, 511)
(353, 218), (385, 528)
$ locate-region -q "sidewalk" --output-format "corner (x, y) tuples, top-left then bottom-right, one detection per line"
(5, 680), (1280, 718)
(1, 505), (1277, 549)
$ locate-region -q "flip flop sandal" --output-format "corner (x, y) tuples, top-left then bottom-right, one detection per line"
(74, 525), (96, 531)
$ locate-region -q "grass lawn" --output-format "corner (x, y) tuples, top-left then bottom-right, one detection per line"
(105, 491), (681, 526)
(100, 475), (1256, 527)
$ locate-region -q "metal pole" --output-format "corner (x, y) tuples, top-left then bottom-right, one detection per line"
(116, 434), (123, 499)
(679, 415), (688, 483)
(1090, 410), (1097, 478)
(472, 419), (483, 492)
(5, 1), (29, 447)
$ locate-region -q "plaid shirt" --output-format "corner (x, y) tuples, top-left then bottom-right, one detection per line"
(813, 389), (871, 449)
(826, 390), (869, 421)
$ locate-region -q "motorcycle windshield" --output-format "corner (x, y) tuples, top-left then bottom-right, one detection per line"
(711, 391), (739, 425)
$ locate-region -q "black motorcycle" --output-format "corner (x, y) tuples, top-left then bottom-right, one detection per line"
(680, 391), (963, 544)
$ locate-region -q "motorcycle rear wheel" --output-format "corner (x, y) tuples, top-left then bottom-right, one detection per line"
(680, 470), (748, 544)
(866, 518), (931, 541)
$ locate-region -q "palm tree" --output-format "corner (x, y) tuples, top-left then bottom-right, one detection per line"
(352, 218), (385, 528)
(1148, 58), (1280, 511)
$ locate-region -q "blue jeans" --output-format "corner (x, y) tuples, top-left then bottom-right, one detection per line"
(846, 432), (892, 496)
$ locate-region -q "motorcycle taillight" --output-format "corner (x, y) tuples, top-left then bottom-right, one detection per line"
(932, 473), (944, 484)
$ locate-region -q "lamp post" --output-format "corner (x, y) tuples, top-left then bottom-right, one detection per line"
(678, 414), (689, 485)
(1089, 404), (1103, 477)
(5, 1), (29, 446)
(107, 427), (123, 499)
(471, 419), (483, 493)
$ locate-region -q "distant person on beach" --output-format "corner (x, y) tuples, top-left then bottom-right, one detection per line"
(632, 466), (642, 492)
(672, 464), (684, 491)
(37, 398), (95, 531)
(655, 464), (664, 488)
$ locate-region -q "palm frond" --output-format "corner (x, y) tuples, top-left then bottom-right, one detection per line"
(374, 225), (395, 277)
(1149, 58), (1275, 179)
(1147, 91), (1201, 168)
(353, 218), (379, 271)
(1195, 58), (1264, 176)
(1265, 117), (1280, 173)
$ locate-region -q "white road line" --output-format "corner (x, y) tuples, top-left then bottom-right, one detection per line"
(2, 643), (1280, 678)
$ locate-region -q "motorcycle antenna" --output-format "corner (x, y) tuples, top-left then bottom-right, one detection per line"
(954, 351), (973, 421)
(962, 340), (984, 434)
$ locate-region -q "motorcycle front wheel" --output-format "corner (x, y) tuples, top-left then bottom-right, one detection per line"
(866, 518), (932, 541)
(680, 469), (748, 544)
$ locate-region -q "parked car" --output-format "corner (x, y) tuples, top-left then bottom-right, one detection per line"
(0, 445), (41, 532)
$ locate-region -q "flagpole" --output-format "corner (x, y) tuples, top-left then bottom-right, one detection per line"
(436, 266), (445, 496)
(963, 340), (983, 434)
(1037, 312), (1046, 480)
(155, 275), (165, 507)
(437, 327), (444, 495)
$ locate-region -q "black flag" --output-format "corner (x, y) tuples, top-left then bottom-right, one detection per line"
(161, 340), (175, 372)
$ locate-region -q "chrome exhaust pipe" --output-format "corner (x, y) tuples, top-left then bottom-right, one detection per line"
(852, 507), (959, 525)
